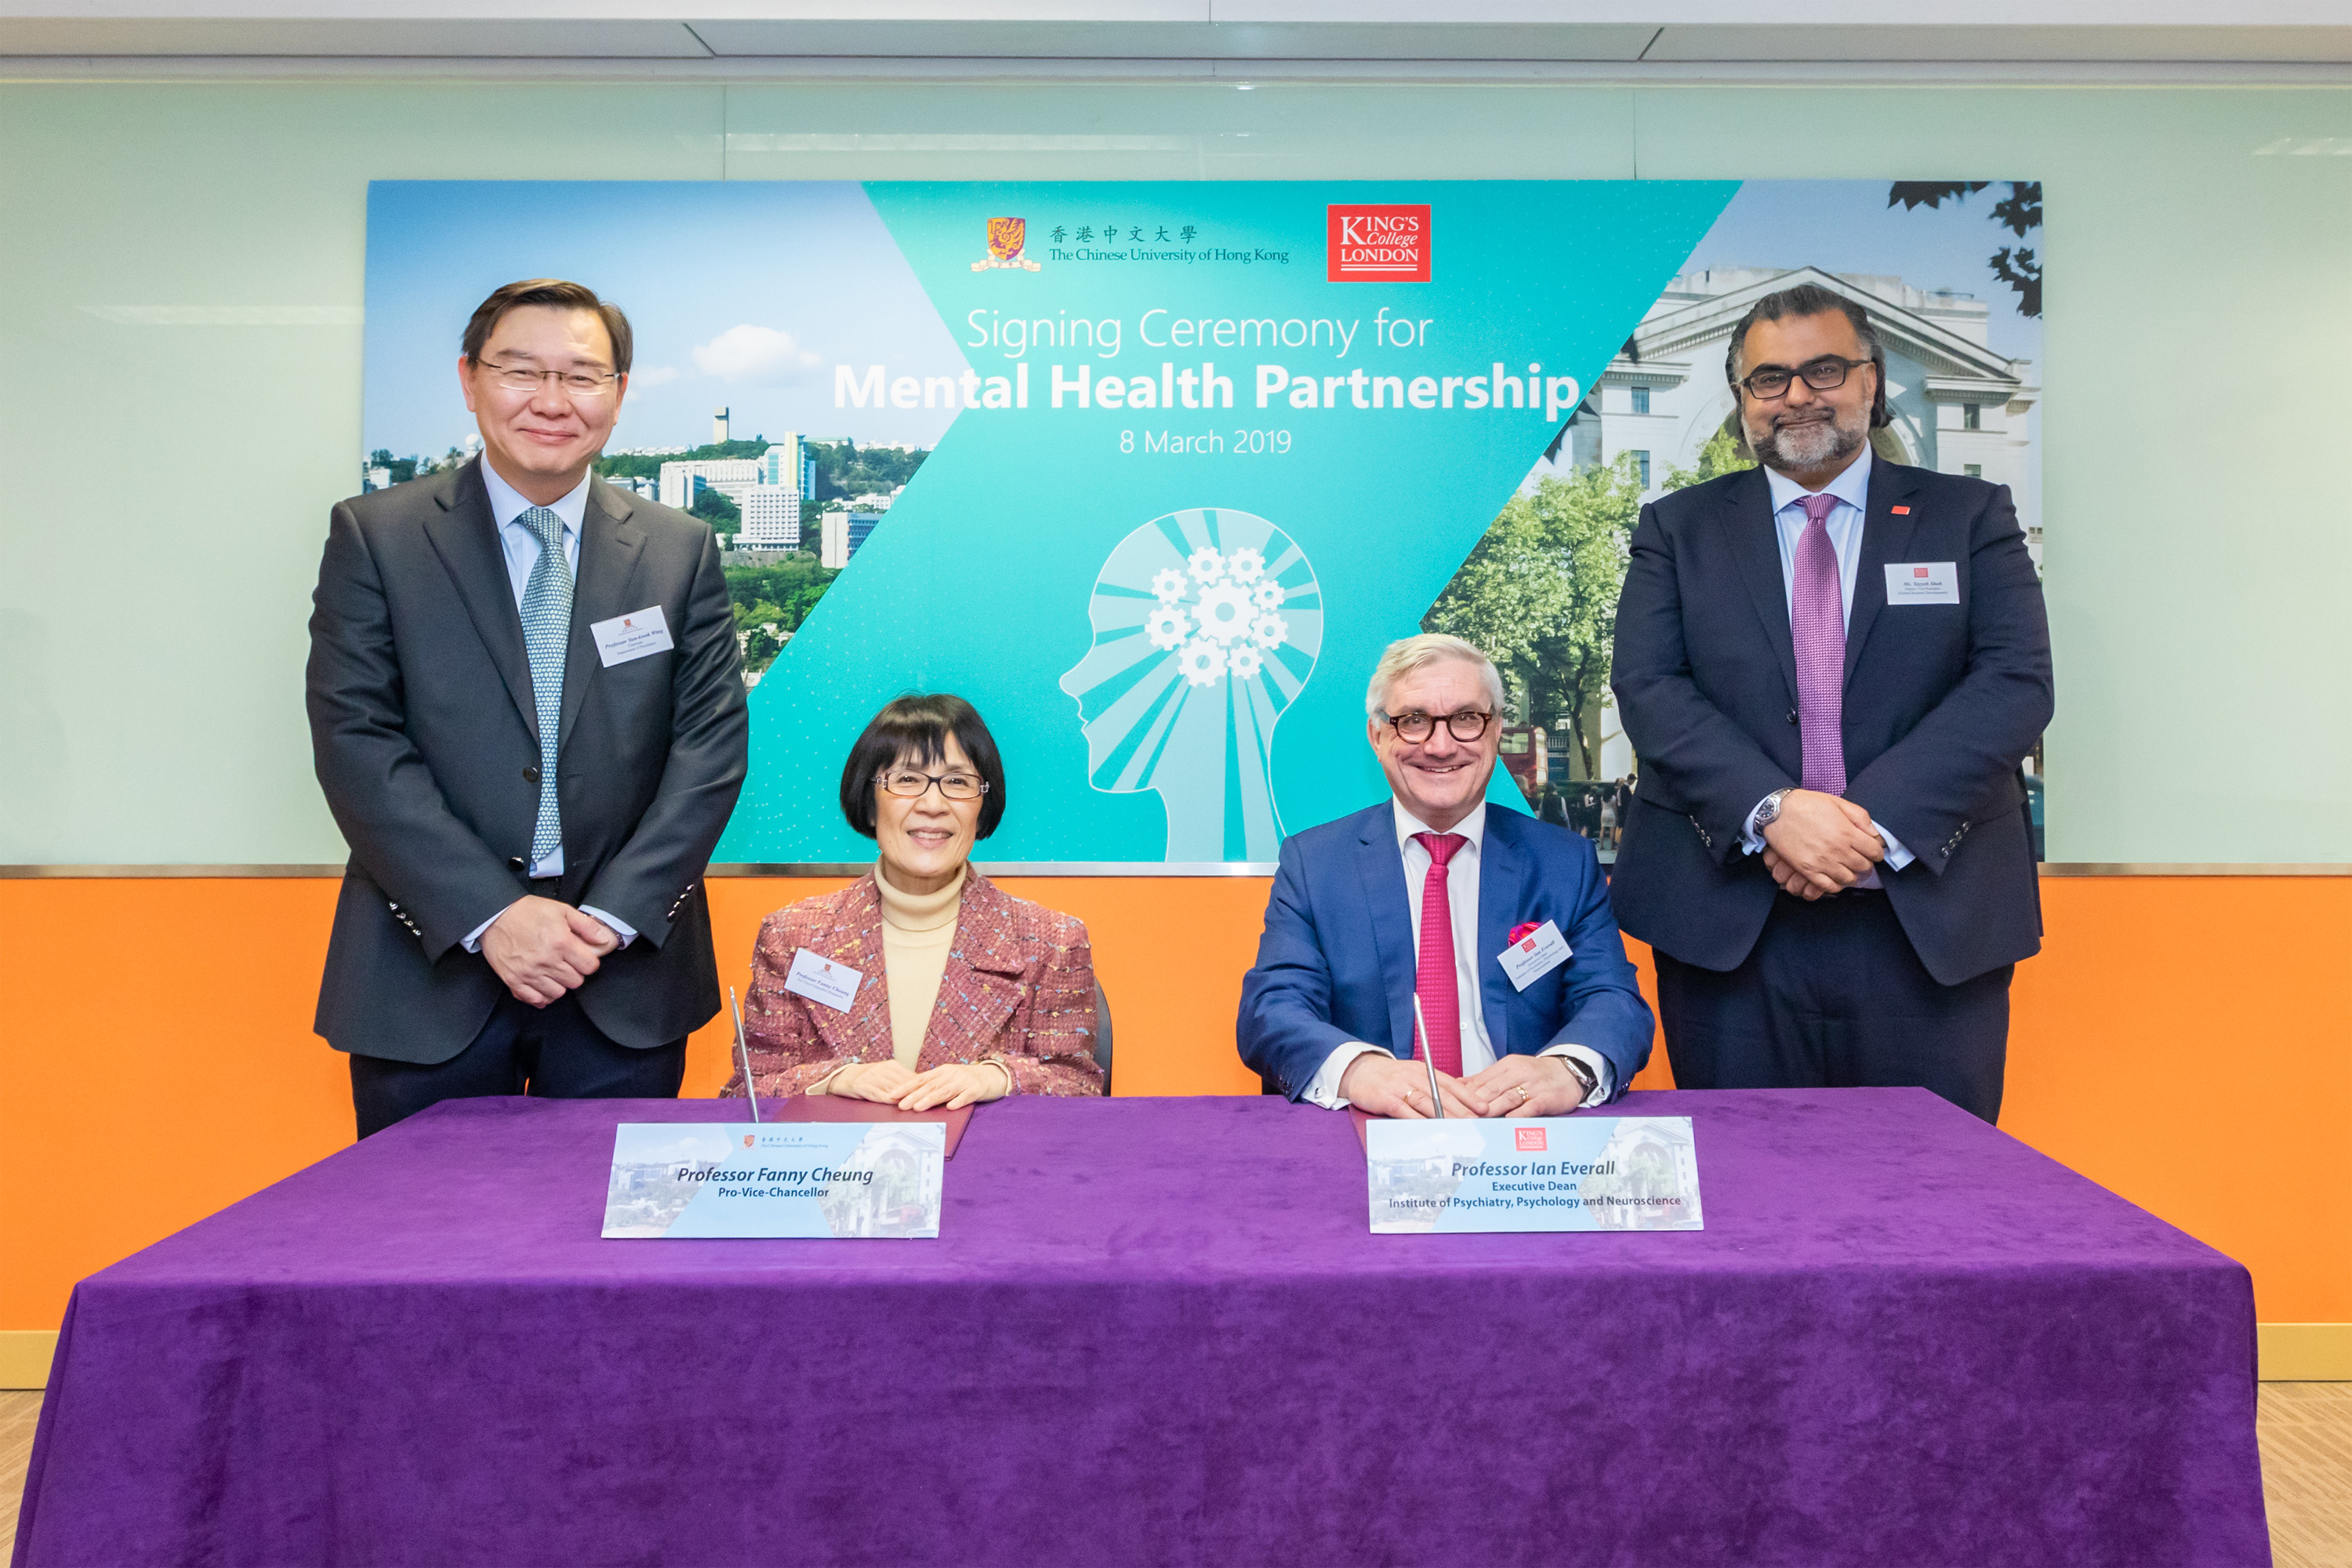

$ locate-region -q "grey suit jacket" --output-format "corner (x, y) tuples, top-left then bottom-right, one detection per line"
(305, 459), (750, 1063)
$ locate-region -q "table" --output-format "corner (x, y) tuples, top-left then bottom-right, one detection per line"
(13, 1089), (2269, 1566)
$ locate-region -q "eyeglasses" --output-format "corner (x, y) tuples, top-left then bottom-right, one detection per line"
(1735, 355), (1871, 401)
(877, 768), (989, 801)
(479, 360), (619, 398)
(1383, 710), (1494, 745)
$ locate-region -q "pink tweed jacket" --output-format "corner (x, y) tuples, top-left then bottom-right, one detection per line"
(724, 869), (1104, 1099)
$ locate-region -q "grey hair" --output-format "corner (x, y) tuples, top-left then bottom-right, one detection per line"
(1724, 281), (1890, 430)
(1366, 633), (1507, 720)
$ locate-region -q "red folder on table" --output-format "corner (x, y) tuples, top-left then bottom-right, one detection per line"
(760, 1095), (975, 1159)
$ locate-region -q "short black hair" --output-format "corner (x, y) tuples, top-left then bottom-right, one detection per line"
(837, 694), (1007, 840)
(462, 278), (634, 376)
(1725, 282), (1890, 430)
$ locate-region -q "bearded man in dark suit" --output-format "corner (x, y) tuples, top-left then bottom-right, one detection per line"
(1609, 282), (2053, 1122)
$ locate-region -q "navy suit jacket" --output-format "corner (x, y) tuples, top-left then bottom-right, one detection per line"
(1237, 801), (1654, 1101)
(1609, 459), (2053, 985)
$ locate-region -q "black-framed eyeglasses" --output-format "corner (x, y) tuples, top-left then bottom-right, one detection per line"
(479, 359), (620, 398)
(877, 768), (989, 801)
(1383, 709), (1494, 745)
(1734, 354), (1871, 401)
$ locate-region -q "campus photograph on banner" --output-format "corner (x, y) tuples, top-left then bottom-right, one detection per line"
(361, 178), (2043, 868)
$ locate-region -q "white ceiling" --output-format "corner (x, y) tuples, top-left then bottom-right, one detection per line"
(3, 0), (2350, 63)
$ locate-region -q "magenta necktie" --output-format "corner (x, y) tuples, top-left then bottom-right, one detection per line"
(1792, 492), (1879, 888)
(1411, 831), (1467, 1076)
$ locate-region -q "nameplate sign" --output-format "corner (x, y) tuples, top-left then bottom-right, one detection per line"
(603, 1122), (944, 1239)
(1366, 1116), (1702, 1233)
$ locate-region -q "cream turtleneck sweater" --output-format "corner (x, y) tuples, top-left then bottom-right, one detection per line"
(875, 861), (965, 1066)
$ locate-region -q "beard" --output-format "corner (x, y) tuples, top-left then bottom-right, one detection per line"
(1748, 405), (1867, 473)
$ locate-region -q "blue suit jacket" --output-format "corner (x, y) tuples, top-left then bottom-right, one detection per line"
(1608, 460), (2053, 985)
(1237, 801), (1655, 1101)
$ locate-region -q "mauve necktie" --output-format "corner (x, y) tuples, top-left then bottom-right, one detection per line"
(1411, 831), (1468, 1076)
(1791, 492), (1846, 795)
(1791, 492), (1880, 888)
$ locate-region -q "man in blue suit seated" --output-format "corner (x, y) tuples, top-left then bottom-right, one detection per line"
(1239, 633), (1655, 1118)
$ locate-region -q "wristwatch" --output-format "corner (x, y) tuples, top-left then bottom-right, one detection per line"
(1559, 1055), (1598, 1101)
(1753, 787), (1795, 830)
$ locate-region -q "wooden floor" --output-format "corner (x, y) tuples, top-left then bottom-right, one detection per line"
(1, 1384), (2347, 1563)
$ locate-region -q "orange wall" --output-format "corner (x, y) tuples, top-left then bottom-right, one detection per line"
(2, 875), (2346, 1331)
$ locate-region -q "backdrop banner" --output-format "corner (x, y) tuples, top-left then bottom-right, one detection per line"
(363, 179), (2043, 867)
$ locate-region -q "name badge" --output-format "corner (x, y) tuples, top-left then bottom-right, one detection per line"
(1367, 1116), (1703, 1233)
(604, 1121), (944, 1238)
(1885, 562), (1958, 606)
(783, 947), (862, 1012)
(590, 606), (675, 666)
(1497, 920), (1571, 992)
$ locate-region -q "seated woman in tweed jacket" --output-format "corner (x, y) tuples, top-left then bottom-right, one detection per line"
(725, 693), (1103, 1108)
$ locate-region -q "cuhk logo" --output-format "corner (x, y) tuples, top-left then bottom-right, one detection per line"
(1515, 1127), (1548, 1152)
(1913, 567), (1929, 579)
(1327, 204), (1431, 282)
(743, 1134), (755, 1148)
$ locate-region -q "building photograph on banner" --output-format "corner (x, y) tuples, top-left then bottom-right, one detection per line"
(361, 177), (2043, 869)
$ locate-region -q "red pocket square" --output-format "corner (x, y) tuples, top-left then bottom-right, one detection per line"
(1508, 920), (1541, 945)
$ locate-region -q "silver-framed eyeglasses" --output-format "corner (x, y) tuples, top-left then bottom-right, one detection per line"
(1383, 709), (1494, 745)
(1735, 354), (1871, 401)
(877, 768), (990, 801)
(480, 359), (620, 398)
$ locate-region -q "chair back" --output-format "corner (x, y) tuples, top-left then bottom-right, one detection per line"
(1091, 977), (1113, 1096)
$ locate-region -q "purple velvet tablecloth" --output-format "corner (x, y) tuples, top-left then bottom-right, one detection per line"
(14, 1089), (2268, 1567)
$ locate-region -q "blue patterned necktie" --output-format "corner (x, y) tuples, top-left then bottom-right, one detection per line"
(517, 506), (573, 869)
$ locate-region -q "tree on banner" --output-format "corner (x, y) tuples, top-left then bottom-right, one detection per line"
(1423, 455), (1642, 780)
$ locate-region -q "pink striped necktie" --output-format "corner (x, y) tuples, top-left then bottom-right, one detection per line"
(1791, 491), (1878, 888)
(1411, 831), (1468, 1076)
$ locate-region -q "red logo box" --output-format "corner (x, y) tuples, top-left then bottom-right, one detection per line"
(1327, 204), (1431, 282)
(1515, 1127), (1548, 1152)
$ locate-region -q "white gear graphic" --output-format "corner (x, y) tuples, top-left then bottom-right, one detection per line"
(1178, 638), (1226, 686)
(1192, 582), (1254, 644)
(1150, 568), (1187, 604)
(1145, 604), (1192, 650)
(1225, 546), (1265, 584)
(1186, 545), (1227, 585)
(1225, 644), (1265, 681)
(1251, 612), (1289, 650)
(1251, 580), (1285, 612)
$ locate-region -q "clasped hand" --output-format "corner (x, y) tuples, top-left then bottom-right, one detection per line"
(829, 1058), (1009, 1112)
(1339, 1051), (1587, 1120)
(1759, 789), (1886, 901)
(481, 895), (619, 1007)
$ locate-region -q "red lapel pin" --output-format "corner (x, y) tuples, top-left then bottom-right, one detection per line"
(1890, 505), (1911, 514)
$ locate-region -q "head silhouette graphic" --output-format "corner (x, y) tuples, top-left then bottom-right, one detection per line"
(1059, 507), (1323, 861)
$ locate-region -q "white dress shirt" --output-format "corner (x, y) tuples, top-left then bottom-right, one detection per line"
(1302, 800), (1613, 1110)
(1740, 447), (1915, 873)
(461, 462), (635, 953)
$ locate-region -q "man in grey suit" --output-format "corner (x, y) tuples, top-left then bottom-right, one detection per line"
(307, 278), (750, 1137)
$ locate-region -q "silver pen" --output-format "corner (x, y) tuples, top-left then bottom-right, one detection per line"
(730, 985), (760, 1124)
(1410, 994), (1445, 1118)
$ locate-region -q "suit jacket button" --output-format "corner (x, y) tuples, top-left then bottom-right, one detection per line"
(524, 765), (541, 783)
(1788, 709), (1798, 724)
(509, 857), (527, 872)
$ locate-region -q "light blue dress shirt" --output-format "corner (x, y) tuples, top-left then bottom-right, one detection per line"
(1741, 447), (1915, 871)
(462, 463), (637, 951)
